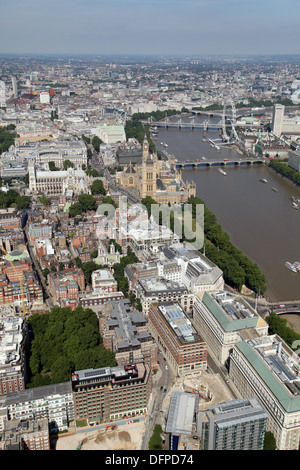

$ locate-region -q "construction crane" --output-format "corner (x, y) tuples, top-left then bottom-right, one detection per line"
(0, 244), (26, 316)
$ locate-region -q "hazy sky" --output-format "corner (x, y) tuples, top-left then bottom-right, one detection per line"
(0, 0), (299, 56)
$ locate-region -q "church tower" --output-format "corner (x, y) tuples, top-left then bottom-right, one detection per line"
(28, 159), (37, 193)
(141, 135), (157, 199)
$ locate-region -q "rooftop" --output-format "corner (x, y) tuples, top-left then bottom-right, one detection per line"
(157, 302), (202, 344)
(236, 335), (300, 412)
(201, 291), (260, 332)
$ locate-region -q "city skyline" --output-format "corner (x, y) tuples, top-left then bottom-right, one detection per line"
(0, 0), (299, 56)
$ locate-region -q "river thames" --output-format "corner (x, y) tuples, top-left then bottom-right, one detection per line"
(154, 117), (300, 303)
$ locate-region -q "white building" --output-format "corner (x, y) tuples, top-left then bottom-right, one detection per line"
(0, 382), (74, 433)
(97, 125), (126, 144)
(28, 160), (91, 196)
(229, 335), (300, 450)
(272, 104), (300, 137)
(91, 269), (118, 294)
(11, 76), (17, 98)
(39, 92), (50, 104)
(192, 291), (268, 366)
(0, 81), (6, 107)
(158, 243), (224, 294)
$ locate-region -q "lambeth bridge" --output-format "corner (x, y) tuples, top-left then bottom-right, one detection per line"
(175, 158), (264, 169)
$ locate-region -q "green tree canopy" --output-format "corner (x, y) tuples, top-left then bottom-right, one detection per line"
(27, 306), (116, 387)
(90, 179), (107, 195)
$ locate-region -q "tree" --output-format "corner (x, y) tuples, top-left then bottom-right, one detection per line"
(63, 159), (74, 170)
(101, 195), (118, 208)
(27, 306), (116, 387)
(15, 195), (31, 209)
(90, 179), (107, 195)
(92, 135), (102, 152)
(85, 168), (100, 177)
(263, 431), (276, 450)
(49, 161), (60, 171)
(42, 268), (50, 278)
(78, 194), (97, 212)
(90, 249), (98, 259)
(38, 195), (50, 206)
(148, 424), (163, 450)
(69, 202), (83, 217)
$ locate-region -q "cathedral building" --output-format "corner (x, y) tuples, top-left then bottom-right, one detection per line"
(28, 160), (91, 196)
(118, 136), (196, 204)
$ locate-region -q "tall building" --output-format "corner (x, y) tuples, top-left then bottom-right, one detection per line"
(0, 418), (50, 450)
(99, 298), (158, 368)
(0, 381), (74, 433)
(0, 316), (27, 394)
(148, 302), (207, 376)
(288, 149), (300, 172)
(141, 136), (157, 200)
(271, 104), (285, 136)
(198, 397), (268, 450)
(229, 335), (300, 450)
(192, 291), (268, 366)
(118, 136), (196, 204)
(71, 363), (152, 424)
(11, 76), (18, 98)
(272, 104), (300, 137)
(0, 81), (6, 107)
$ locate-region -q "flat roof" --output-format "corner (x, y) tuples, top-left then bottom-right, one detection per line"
(158, 302), (202, 344)
(201, 291), (259, 332)
(166, 391), (197, 434)
(236, 335), (300, 413)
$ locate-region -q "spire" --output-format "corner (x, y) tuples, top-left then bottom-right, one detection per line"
(142, 134), (149, 160)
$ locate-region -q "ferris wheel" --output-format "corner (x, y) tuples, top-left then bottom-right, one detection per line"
(291, 88), (300, 105)
(222, 97), (239, 142)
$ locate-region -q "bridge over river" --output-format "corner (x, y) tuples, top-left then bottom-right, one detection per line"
(176, 158), (264, 169)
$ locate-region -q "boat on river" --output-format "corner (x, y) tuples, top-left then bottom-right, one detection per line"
(219, 169), (226, 176)
(272, 187), (278, 192)
(293, 262), (300, 271)
(259, 178), (268, 183)
(285, 262), (298, 273)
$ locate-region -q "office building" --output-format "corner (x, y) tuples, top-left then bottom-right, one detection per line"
(0, 316), (27, 394)
(149, 302), (207, 376)
(161, 242), (224, 293)
(11, 76), (17, 98)
(0, 381), (74, 433)
(288, 149), (300, 172)
(99, 298), (158, 367)
(198, 397), (268, 450)
(229, 335), (300, 450)
(0, 418), (50, 450)
(272, 104), (300, 137)
(91, 269), (118, 294)
(135, 276), (193, 317)
(165, 391), (200, 450)
(98, 125), (126, 144)
(192, 291), (268, 366)
(0, 81), (6, 107)
(71, 363), (152, 424)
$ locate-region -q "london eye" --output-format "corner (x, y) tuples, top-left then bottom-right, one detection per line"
(222, 98), (239, 142)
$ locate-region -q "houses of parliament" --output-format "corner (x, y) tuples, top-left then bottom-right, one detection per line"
(118, 136), (196, 204)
